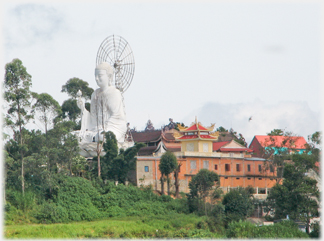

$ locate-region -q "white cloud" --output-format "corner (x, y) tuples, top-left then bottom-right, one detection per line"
(4, 4), (65, 49)
(183, 100), (320, 145)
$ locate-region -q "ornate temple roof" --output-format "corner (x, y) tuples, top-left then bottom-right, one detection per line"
(174, 117), (218, 141)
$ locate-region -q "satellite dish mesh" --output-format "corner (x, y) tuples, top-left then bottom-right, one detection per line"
(96, 35), (135, 93)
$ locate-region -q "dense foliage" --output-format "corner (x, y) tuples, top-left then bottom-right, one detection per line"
(226, 220), (309, 238)
(265, 154), (320, 233)
(222, 187), (254, 225)
(3, 59), (320, 238)
(5, 175), (189, 224)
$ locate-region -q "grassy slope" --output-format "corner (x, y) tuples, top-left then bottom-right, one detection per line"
(4, 215), (224, 239)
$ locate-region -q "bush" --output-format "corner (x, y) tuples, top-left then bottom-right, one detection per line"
(35, 202), (69, 224)
(226, 220), (309, 238)
(6, 190), (36, 212)
(53, 176), (101, 222)
(222, 188), (254, 224)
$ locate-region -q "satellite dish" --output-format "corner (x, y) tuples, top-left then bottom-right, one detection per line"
(96, 35), (135, 93)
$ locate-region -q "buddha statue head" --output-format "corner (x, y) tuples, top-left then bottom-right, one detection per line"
(95, 62), (114, 89)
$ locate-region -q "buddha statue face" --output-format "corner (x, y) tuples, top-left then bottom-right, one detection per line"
(95, 62), (114, 89)
(95, 69), (110, 88)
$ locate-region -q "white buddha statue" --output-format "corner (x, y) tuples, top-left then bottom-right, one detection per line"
(76, 62), (128, 154)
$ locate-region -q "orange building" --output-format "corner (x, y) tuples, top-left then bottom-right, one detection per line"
(136, 118), (278, 198)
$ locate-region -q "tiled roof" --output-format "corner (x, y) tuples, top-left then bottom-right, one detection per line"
(213, 141), (230, 151)
(132, 130), (161, 143)
(185, 124), (208, 131)
(137, 146), (157, 156)
(162, 132), (176, 141)
(177, 134), (217, 140)
(219, 148), (253, 152)
(178, 135), (199, 139)
(164, 142), (181, 152)
(213, 141), (253, 152)
(200, 135), (217, 139)
(254, 135), (307, 149)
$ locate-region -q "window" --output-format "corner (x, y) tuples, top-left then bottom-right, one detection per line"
(270, 164), (274, 172)
(203, 143), (208, 152)
(236, 164), (240, 172)
(259, 188), (266, 194)
(229, 153), (234, 157)
(225, 177), (228, 179)
(190, 161), (197, 169)
(214, 165), (218, 170)
(258, 178), (262, 180)
(144, 166), (149, 172)
(203, 160), (209, 169)
(225, 164), (230, 171)
(236, 177), (240, 180)
(247, 164), (251, 172)
(247, 177), (251, 180)
(187, 143), (194, 151)
(258, 165), (262, 172)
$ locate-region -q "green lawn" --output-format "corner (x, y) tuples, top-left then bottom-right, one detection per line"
(4, 215), (224, 239)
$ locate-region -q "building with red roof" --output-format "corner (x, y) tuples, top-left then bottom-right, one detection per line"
(136, 118), (277, 198)
(249, 135), (308, 158)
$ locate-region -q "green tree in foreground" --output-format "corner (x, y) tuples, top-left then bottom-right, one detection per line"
(4, 58), (34, 195)
(188, 169), (219, 216)
(159, 151), (178, 195)
(222, 187), (254, 225)
(266, 154), (319, 234)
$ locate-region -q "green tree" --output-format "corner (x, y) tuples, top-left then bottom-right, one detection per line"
(61, 99), (81, 122)
(267, 129), (284, 136)
(32, 93), (62, 134)
(71, 155), (88, 177)
(216, 126), (247, 146)
(61, 77), (94, 100)
(305, 131), (321, 162)
(14, 121), (80, 197)
(100, 131), (145, 183)
(216, 126), (228, 132)
(60, 78), (93, 129)
(159, 151), (178, 195)
(188, 169), (219, 216)
(173, 162), (182, 198)
(4, 59), (34, 195)
(222, 187), (254, 224)
(229, 128), (247, 146)
(266, 154), (319, 234)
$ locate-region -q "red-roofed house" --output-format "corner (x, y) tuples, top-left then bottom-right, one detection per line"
(249, 135), (308, 158)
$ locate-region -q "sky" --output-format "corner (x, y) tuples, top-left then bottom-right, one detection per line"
(1, 0), (322, 145)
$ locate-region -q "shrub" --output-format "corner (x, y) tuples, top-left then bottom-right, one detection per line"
(35, 202), (69, 224)
(226, 220), (309, 238)
(222, 188), (254, 224)
(6, 190), (36, 212)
